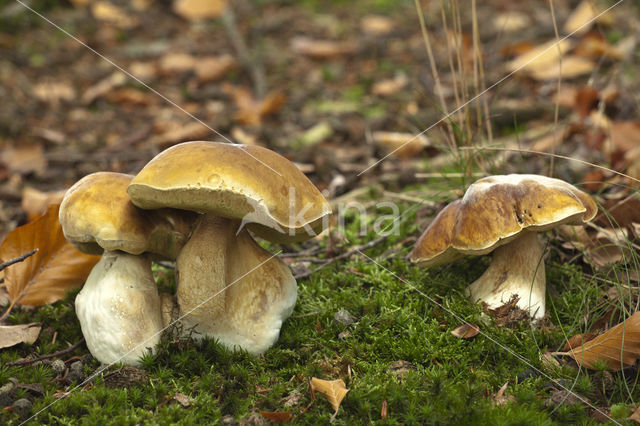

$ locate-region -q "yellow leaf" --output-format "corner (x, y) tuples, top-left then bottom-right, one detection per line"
(310, 377), (349, 412)
(553, 312), (640, 370)
(1, 205), (100, 306)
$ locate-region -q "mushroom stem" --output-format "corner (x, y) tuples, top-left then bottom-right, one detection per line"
(176, 214), (297, 354)
(466, 231), (546, 318)
(75, 251), (164, 366)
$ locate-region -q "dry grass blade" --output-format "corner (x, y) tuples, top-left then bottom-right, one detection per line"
(553, 312), (640, 370)
(0, 205), (100, 311)
(310, 377), (349, 412)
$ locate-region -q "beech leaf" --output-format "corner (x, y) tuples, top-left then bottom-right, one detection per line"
(0, 204), (100, 307)
(553, 312), (640, 370)
(310, 377), (349, 412)
(0, 323), (41, 349)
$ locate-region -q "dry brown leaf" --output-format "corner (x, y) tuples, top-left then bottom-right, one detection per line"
(1, 205), (100, 307)
(371, 74), (408, 96)
(528, 56), (595, 81)
(1, 143), (47, 176)
(628, 406), (640, 423)
(563, 333), (598, 351)
(173, 0), (227, 21)
(505, 39), (573, 74)
(259, 411), (292, 423)
(492, 11), (530, 33)
(451, 323), (480, 339)
(192, 54), (236, 83)
(563, 0), (610, 35)
(553, 311), (640, 370)
(310, 377), (349, 412)
(32, 81), (76, 105)
(373, 131), (429, 159)
(0, 323), (41, 349)
(82, 72), (127, 104)
(105, 88), (153, 107)
(21, 187), (67, 221)
(493, 381), (514, 406)
(291, 37), (357, 59)
(222, 83), (286, 126)
(360, 15), (393, 36)
(380, 399), (387, 419)
(91, 1), (138, 28)
(148, 121), (212, 148)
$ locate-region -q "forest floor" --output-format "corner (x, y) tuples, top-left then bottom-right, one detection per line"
(2, 0), (640, 424)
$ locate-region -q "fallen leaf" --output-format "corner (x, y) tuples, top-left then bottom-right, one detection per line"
(149, 121), (212, 148)
(492, 11), (530, 33)
(371, 73), (408, 96)
(173, 0), (227, 21)
(82, 72), (127, 104)
(628, 406), (640, 423)
(381, 399), (387, 419)
(553, 311), (640, 370)
(1, 205), (100, 307)
(310, 377), (349, 412)
(105, 88), (153, 107)
(373, 131), (429, 159)
(192, 54), (236, 83)
(360, 15), (393, 36)
(173, 393), (194, 407)
(563, 333), (598, 351)
(528, 56), (595, 81)
(1, 143), (47, 176)
(506, 39), (572, 74)
(21, 188), (67, 220)
(451, 323), (480, 339)
(493, 381), (514, 406)
(291, 37), (357, 59)
(222, 83), (286, 126)
(259, 411), (292, 423)
(0, 323), (40, 349)
(563, 0), (611, 35)
(32, 81), (76, 105)
(91, 1), (138, 28)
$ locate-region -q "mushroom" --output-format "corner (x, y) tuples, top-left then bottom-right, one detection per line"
(409, 174), (597, 319)
(127, 141), (331, 354)
(59, 172), (197, 365)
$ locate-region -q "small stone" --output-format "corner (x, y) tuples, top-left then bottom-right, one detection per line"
(239, 413), (268, 426)
(51, 359), (66, 376)
(0, 381), (16, 407)
(333, 309), (355, 326)
(12, 398), (32, 419)
(221, 414), (237, 425)
(516, 369), (538, 383)
(387, 360), (416, 379)
(66, 361), (84, 384)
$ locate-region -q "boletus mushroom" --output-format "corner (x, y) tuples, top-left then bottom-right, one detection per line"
(409, 174), (597, 319)
(127, 141), (332, 354)
(59, 172), (197, 365)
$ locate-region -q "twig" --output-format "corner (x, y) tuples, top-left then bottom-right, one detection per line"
(6, 339), (85, 366)
(0, 249), (38, 272)
(222, 5), (266, 98)
(294, 235), (388, 280)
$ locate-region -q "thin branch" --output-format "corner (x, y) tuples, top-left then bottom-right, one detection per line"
(0, 249), (38, 272)
(6, 339), (85, 366)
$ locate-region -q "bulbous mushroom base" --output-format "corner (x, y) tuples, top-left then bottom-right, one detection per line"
(177, 215), (297, 355)
(75, 251), (163, 366)
(466, 231), (546, 319)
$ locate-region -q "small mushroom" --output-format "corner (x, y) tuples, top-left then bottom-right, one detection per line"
(59, 172), (197, 365)
(127, 141), (332, 354)
(409, 174), (597, 319)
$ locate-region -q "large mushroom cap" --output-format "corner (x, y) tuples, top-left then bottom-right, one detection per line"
(59, 172), (197, 259)
(409, 174), (597, 267)
(127, 141), (331, 242)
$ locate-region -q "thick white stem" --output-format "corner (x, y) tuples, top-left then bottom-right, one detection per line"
(176, 214), (297, 354)
(466, 232), (546, 318)
(75, 251), (163, 366)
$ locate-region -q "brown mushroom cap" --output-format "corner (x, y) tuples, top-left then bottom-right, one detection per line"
(59, 172), (197, 259)
(409, 174), (597, 267)
(127, 141), (331, 242)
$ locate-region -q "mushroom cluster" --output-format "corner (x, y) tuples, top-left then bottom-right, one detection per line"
(60, 141), (331, 365)
(409, 174), (597, 319)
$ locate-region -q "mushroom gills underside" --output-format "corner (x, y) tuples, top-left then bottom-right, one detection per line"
(176, 214), (297, 355)
(75, 251), (164, 366)
(466, 231), (546, 319)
